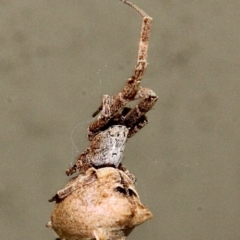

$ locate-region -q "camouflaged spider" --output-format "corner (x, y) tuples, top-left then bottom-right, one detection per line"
(65, 0), (158, 178)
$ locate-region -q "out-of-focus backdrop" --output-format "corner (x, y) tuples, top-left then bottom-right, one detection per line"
(1, 0), (240, 239)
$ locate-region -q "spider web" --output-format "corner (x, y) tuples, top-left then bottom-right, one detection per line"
(69, 65), (109, 165)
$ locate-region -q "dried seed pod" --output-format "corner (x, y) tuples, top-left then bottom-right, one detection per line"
(47, 167), (152, 240)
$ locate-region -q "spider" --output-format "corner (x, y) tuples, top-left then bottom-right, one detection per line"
(65, 0), (158, 179)
(66, 125), (136, 182)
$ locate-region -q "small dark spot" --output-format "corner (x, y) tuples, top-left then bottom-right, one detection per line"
(128, 189), (137, 197)
(48, 194), (61, 203)
(128, 78), (134, 84)
(94, 164), (115, 169)
(82, 90), (86, 96)
(101, 192), (108, 198)
(115, 186), (127, 195)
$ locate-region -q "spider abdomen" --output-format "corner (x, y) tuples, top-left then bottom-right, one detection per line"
(88, 125), (129, 168)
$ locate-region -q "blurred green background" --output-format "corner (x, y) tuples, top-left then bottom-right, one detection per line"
(1, 0), (240, 239)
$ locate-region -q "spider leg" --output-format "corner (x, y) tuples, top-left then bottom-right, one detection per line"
(66, 149), (91, 176)
(114, 106), (149, 138)
(92, 104), (102, 118)
(92, 94), (114, 119)
(118, 163), (137, 183)
(88, 9), (152, 140)
(123, 87), (158, 133)
(127, 114), (148, 138)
